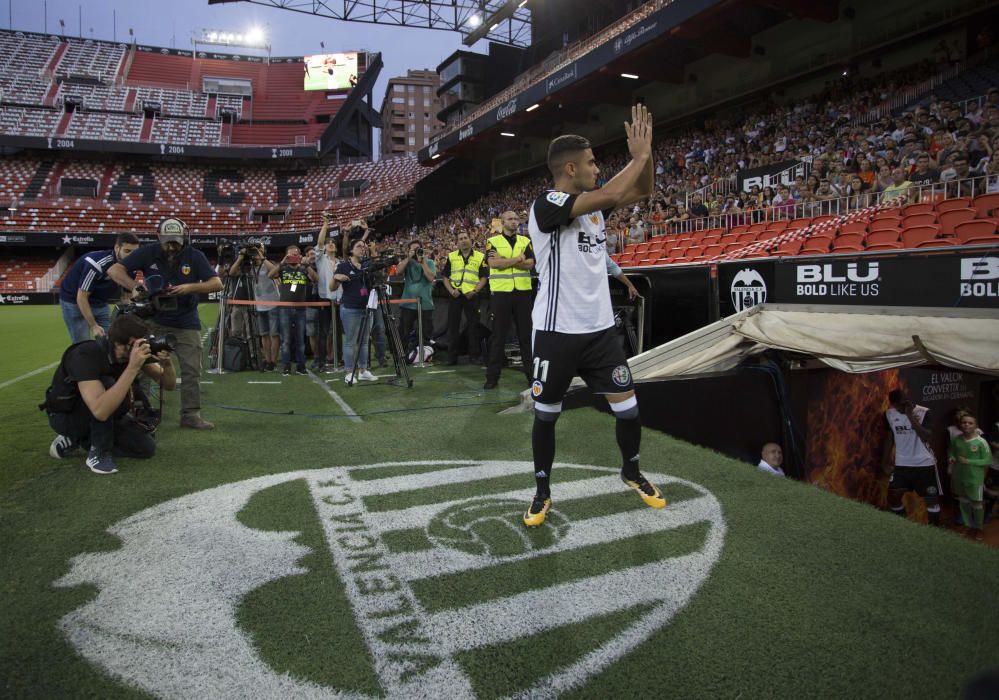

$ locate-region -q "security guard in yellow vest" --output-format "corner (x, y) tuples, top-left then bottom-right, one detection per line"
(483, 210), (535, 389)
(442, 230), (488, 365)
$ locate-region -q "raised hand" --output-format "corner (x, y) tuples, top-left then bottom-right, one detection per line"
(625, 103), (653, 160)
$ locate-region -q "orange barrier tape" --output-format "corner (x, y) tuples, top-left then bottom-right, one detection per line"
(225, 298), (419, 307)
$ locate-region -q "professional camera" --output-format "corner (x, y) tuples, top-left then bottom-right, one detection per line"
(365, 253), (400, 274)
(413, 247), (424, 258)
(119, 286), (178, 319)
(143, 332), (177, 355)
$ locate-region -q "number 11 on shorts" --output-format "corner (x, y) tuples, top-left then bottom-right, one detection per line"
(533, 357), (549, 382)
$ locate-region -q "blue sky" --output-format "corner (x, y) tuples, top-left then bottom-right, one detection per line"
(7, 0), (472, 112)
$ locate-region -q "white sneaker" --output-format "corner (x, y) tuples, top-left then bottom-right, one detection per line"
(357, 369), (378, 381)
(344, 372), (354, 384)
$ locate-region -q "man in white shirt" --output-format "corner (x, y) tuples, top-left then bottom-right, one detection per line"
(757, 443), (786, 477)
(315, 212), (343, 372)
(883, 389), (941, 525)
(523, 104), (666, 528)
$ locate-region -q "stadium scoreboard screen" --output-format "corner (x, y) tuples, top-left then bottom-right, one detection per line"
(304, 52), (358, 90)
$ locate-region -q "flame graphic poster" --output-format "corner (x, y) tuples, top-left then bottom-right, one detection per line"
(805, 368), (989, 522)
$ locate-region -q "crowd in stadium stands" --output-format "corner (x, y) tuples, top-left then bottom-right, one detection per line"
(385, 58), (999, 269)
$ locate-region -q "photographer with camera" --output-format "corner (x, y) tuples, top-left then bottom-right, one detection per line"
(396, 238), (436, 358)
(268, 244), (317, 376)
(44, 314), (176, 474)
(227, 242), (280, 371)
(330, 238), (378, 383)
(343, 219), (389, 367)
(107, 218), (222, 430)
(59, 233), (140, 342)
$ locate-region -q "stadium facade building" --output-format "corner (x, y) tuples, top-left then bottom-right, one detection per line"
(378, 70), (444, 159)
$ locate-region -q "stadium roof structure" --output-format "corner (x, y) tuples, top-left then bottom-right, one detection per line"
(417, 0), (843, 164)
(207, 0), (533, 47)
(628, 304), (999, 379)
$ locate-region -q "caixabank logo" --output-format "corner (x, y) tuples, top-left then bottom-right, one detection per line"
(55, 461), (725, 698)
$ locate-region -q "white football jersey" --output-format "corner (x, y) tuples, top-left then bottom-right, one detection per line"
(529, 190), (614, 334)
(886, 407), (936, 467)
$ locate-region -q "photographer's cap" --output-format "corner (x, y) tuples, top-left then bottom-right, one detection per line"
(157, 218), (187, 244)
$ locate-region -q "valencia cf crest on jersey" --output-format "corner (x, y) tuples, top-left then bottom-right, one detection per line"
(589, 215), (600, 225)
(181, 265), (191, 276)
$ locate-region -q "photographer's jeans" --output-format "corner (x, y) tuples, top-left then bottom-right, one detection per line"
(61, 300), (110, 344)
(49, 399), (155, 458)
(340, 305), (370, 373)
(279, 306), (306, 369)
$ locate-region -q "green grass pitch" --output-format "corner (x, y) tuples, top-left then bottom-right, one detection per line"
(2, 305), (998, 698)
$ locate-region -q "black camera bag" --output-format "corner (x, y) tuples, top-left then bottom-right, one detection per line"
(222, 337), (249, 372)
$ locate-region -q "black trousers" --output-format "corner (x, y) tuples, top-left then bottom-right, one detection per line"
(447, 294), (482, 362)
(49, 400), (155, 458)
(398, 306), (434, 354)
(486, 290), (533, 383)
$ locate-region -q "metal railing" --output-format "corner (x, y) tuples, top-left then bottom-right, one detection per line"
(641, 174), (997, 237)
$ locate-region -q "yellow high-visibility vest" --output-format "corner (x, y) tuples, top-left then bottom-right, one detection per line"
(448, 249), (485, 294)
(486, 234), (532, 292)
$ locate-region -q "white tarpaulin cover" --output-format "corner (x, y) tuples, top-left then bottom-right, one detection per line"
(630, 305), (999, 379)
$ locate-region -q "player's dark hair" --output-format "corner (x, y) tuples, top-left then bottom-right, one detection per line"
(547, 134), (591, 178)
(888, 389), (905, 404)
(115, 233), (140, 247)
(108, 314), (148, 346)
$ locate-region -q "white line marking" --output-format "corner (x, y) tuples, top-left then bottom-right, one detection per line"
(426, 370), (456, 374)
(199, 381), (214, 384)
(0, 360), (60, 390)
(307, 369), (362, 423)
(247, 381), (282, 384)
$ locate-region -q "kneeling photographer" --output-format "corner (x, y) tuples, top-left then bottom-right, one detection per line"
(43, 314), (176, 475)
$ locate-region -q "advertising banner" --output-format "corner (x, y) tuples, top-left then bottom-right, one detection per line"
(736, 159), (806, 192)
(717, 253), (999, 316)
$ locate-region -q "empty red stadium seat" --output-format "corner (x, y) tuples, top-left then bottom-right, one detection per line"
(901, 202), (934, 216)
(799, 236), (833, 254)
(774, 238), (803, 256)
(788, 217), (813, 230)
(914, 239), (955, 248)
(766, 220), (790, 232)
(973, 193), (999, 218)
(900, 213), (937, 228)
(865, 241), (902, 251)
(756, 230), (782, 242)
(868, 219), (900, 234)
(730, 225), (751, 236)
(831, 239), (865, 253)
(736, 232), (757, 244)
(954, 219), (998, 244)
(935, 197), (972, 214)
(838, 221), (868, 236)
(937, 208), (977, 235)
(811, 215), (838, 226)
(900, 225), (941, 248)
(834, 233), (865, 248)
